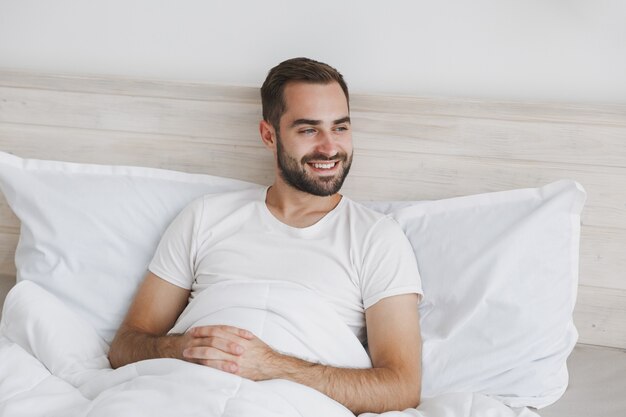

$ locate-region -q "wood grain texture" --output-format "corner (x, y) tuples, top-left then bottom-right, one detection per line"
(0, 229), (17, 278)
(1, 123), (624, 230)
(0, 69), (624, 348)
(575, 285), (626, 348)
(0, 273), (16, 319)
(0, 70), (260, 102)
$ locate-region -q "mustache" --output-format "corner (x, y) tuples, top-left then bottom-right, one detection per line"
(301, 152), (350, 164)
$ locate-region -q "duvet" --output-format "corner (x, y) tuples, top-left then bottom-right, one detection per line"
(0, 280), (539, 417)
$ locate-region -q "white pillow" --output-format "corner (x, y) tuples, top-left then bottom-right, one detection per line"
(0, 152), (261, 343)
(365, 180), (585, 409)
(0, 280), (110, 386)
(0, 151), (584, 408)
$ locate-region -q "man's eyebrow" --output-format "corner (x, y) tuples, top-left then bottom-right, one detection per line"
(333, 116), (351, 125)
(290, 119), (321, 128)
(290, 117), (351, 128)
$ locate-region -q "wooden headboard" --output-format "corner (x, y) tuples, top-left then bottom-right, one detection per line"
(1, 70), (625, 349)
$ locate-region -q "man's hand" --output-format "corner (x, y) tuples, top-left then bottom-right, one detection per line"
(109, 272), (421, 414)
(182, 325), (287, 381)
(181, 325), (265, 375)
(183, 293), (422, 415)
(108, 272), (283, 378)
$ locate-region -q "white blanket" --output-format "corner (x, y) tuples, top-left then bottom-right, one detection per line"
(0, 280), (540, 417)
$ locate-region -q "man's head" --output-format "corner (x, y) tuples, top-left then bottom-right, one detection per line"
(260, 58), (353, 197)
(261, 57), (350, 132)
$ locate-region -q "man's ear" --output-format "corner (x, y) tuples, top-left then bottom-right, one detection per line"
(259, 120), (277, 150)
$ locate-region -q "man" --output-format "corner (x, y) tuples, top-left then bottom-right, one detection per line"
(108, 57), (423, 414)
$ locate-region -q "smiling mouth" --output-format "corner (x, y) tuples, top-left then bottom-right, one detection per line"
(310, 161), (337, 169)
(307, 161), (339, 172)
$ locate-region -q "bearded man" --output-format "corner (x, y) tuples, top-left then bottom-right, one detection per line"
(108, 57), (423, 415)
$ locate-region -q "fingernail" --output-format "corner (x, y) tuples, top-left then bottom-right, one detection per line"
(235, 345), (244, 354)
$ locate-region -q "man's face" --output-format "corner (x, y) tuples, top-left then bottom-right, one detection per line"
(274, 82), (353, 197)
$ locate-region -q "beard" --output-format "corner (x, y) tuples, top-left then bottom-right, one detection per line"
(276, 132), (353, 197)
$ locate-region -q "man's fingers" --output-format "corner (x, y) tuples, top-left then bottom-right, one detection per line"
(187, 336), (244, 355)
(201, 359), (239, 374)
(185, 355), (239, 374)
(183, 345), (239, 362)
(190, 325), (254, 340)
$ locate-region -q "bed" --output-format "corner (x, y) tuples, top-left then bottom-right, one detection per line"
(0, 69), (625, 416)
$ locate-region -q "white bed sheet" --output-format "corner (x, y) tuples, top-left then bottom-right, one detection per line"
(540, 344), (626, 417)
(0, 280), (539, 417)
(1, 278), (624, 417)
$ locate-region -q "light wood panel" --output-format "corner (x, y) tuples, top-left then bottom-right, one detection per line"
(353, 117), (626, 168)
(0, 229), (17, 278)
(575, 285), (626, 348)
(0, 122), (270, 174)
(0, 70), (260, 102)
(0, 274), (16, 319)
(2, 70), (625, 126)
(0, 69), (624, 349)
(0, 86), (261, 140)
(1, 123), (625, 230)
(579, 226), (626, 291)
(2, 86), (625, 168)
(346, 150), (626, 230)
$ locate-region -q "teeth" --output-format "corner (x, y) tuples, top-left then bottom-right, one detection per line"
(312, 162), (335, 169)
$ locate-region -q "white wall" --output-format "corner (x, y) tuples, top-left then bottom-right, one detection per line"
(0, 0), (625, 103)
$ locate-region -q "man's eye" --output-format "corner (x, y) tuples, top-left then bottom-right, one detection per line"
(335, 126), (349, 132)
(300, 129), (316, 135)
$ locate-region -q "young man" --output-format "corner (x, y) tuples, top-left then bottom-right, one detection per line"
(108, 57), (423, 414)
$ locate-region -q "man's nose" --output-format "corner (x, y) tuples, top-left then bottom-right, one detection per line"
(316, 130), (338, 158)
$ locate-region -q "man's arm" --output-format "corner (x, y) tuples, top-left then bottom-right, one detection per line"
(108, 272), (253, 369)
(184, 293), (422, 414)
(273, 293), (422, 414)
(110, 273), (421, 413)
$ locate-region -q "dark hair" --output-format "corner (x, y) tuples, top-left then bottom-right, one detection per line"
(261, 57), (349, 131)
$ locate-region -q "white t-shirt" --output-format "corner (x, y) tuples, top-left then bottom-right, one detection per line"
(149, 187), (422, 343)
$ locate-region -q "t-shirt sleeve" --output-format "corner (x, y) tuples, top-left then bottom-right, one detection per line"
(360, 215), (423, 309)
(148, 198), (204, 290)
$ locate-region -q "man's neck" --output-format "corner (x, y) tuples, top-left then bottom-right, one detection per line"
(265, 181), (343, 229)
